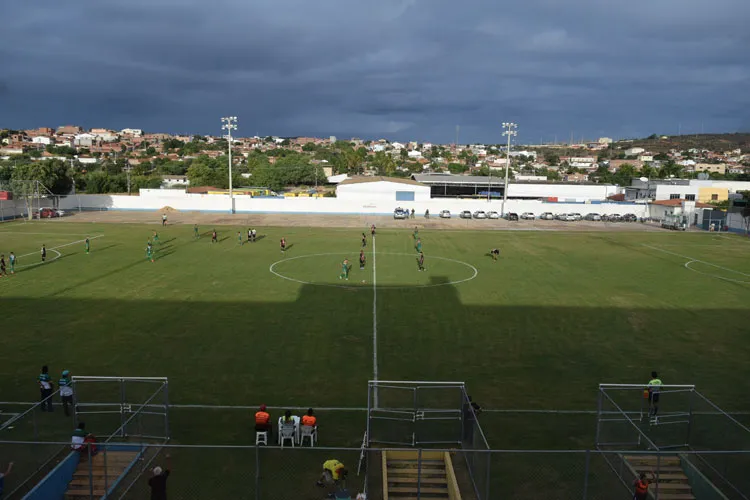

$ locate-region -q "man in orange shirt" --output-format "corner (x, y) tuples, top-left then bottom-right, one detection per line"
(633, 472), (653, 500)
(301, 408), (317, 428)
(255, 404), (272, 439)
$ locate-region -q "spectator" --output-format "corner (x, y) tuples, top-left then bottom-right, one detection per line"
(148, 454), (171, 500)
(59, 369), (74, 417)
(71, 422), (97, 457)
(647, 371), (663, 419)
(633, 472), (653, 500)
(301, 408), (317, 428)
(255, 404), (272, 438)
(38, 365), (54, 412)
(282, 409), (295, 425)
(316, 459), (347, 489)
(0, 462), (13, 499)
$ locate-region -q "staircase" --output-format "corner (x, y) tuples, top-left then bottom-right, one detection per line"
(383, 450), (462, 499)
(624, 455), (695, 500)
(65, 450), (138, 499)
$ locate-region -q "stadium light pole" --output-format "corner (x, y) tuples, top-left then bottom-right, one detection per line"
(221, 116), (238, 212)
(501, 122), (517, 216)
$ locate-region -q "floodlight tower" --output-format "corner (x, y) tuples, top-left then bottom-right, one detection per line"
(501, 122), (517, 216)
(221, 116), (238, 212)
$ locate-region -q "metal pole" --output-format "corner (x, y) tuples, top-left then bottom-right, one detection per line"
(120, 378), (126, 438)
(582, 449), (591, 500)
(255, 444), (261, 500)
(164, 380), (170, 440)
(595, 389), (603, 448)
(501, 122), (517, 216)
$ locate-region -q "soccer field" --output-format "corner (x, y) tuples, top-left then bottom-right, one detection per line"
(1, 220), (750, 496)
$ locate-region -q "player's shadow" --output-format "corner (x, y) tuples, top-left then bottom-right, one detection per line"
(162, 238), (177, 244)
(218, 236), (230, 243)
(255, 235), (266, 242)
(284, 243), (295, 251)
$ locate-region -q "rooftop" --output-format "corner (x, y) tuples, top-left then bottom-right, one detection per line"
(338, 176), (425, 187)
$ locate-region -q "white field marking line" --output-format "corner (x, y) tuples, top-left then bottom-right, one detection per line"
(14, 235), (105, 260)
(684, 261), (750, 285)
(13, 249), (62, 270)
(643, 244), (750, 279)
(0, 231), (100, 236)
(372, 235), (378, 407)
(268, 252), (478, 290)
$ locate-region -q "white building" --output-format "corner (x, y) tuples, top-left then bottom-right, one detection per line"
(508, 183), (618, 202)
(598, 137), (613, 145)
(74, 133), (96, 147)
(161, 175), (190, 188)
(638, 155), (654, 163)
(407, 150), (423, 159)
(120, 129), (143, 136)
(655, 184), (699, 201)
(625, 147), (645, 156)
(32, 136), (54, 145)
(371, 144), (386, 152)
(76, 156), (98, 165)
(336, 176), (431, 202)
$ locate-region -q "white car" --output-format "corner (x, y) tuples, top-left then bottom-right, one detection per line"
(521, 212), (535, 220)
(585, 213), (602, 221)
(540, 212), (554, 220)
(393, 208), (408, 220)
(487, 211), (500, 219)
(439, 210), (451, 219)
(565, 214), (577, 221)
(473, 211), (488, 219)
(570, 213), (583, 221)
(459, 210), (472, 219)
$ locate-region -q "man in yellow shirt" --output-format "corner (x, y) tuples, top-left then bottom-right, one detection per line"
(316, 459), (347, 488)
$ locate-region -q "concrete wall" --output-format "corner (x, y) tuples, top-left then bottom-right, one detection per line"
(336, 181), (432, 202)
(655, 184), (699, 201)
(507, 183), (619, 202)
(57, 189), (650, 217)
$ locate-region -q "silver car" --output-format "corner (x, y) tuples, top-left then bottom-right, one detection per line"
(540, 212), (554, 220)
(585, 213), (602, 221)
(487, 211), (500, 219)
(473, 211), (488, 219)
(439, 210), (451, 219)
(521, 212), (535, 220)
(460, 210), (472, 219)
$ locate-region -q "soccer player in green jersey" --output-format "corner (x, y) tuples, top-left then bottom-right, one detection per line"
(85, 237), (90, 254)
(413, 226), (419, 240)
(146, 242), (154, 263)
(153, 231), (160, 245)
(415, 238), (422, 253)
(194, 224), (199, 238)
(8, 252), (15, 274)
(339, 259), (350, 280)
(417, 252), (425, 271)
(237, 231), (243, 245)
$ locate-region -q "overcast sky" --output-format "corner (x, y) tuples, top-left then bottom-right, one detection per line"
(2, 0), (748, 144)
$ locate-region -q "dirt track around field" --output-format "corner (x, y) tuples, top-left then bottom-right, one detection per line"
(51, 210), (673, 232)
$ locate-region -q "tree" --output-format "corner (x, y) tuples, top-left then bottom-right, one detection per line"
(162, 138), (184, 150)
(145, 147), (157, 156)
(613, 163), (636, 186)
(544, 153), (559, 166)
(302, 143), (316, 152)
(447, 162), (467, 174)
(372, 151), (396, 176)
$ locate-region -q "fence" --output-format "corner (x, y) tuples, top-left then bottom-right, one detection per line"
(1, 441), (748, 499)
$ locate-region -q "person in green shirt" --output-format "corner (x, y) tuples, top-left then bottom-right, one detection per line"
(146, 242), (154, 263)
(85, 237), (90, 254)
(413, 226), (419, 240)
(152, 231), (160, 245)
(38, 365), (54, 412)
(59, 370), (74, 417)
(417, 252), (425, 271)
(647, 371), (662, 419)
(194, 224), (199, 238)
(415, 238), (422, 253)
(339, 259), (350, 281)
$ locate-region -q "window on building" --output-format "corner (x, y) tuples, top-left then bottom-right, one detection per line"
(711, 194), (719, 201)
(669, 194), (680, 199)
(685, 194), (696, 201)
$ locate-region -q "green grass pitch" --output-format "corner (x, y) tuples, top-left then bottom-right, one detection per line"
(1, 221), (749, 497)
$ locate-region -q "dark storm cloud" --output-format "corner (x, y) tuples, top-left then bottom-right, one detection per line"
(1, 0), (748, 142)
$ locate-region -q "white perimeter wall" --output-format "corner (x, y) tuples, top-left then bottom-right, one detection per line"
(336, 181), (432, 202)
(57, 189), (649, 217)
(507, 183), (618, 202)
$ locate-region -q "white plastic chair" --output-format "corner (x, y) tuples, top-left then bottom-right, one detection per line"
(300, 425), (317, 447)
(255, 431), (268, 446)
(280, 423), (296, 448)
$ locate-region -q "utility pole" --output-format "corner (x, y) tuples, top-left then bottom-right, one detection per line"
(221, 116), (238, 213)
(501, 122), (518, 216)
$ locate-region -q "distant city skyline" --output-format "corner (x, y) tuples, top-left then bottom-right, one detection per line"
(2, 0), (748, 144)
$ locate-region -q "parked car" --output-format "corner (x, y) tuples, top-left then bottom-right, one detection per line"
(487, 211), (500, 219)
(393, 208), (408, 220)
(623, 213), (638, 222)
(506, 212), (519, 221)
(459, 210), (473, 219)
(540, 212), (554, 220)
(570, 213), (583, 221)
(473, 211), (488, 219)
(555, 213), (567, 221)
(439, 210), (451, 219)
(605, 213), (622, 222)
(521, 212), (535, 220)
(584, 213), (602, 221)
(35, 208), (63, 219)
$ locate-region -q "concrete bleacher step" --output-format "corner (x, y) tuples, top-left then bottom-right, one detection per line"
(623, 455), (695, 500)
(385, 451), (450, 499)
(66, 451), (138, 500)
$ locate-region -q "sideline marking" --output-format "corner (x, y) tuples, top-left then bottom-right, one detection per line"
(684, 260), (750, 285)
(9, 235), (105, 271)
(643, 244), (750, 284)
(372, 235), (378, 407)
(269, 252), (478, 289)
